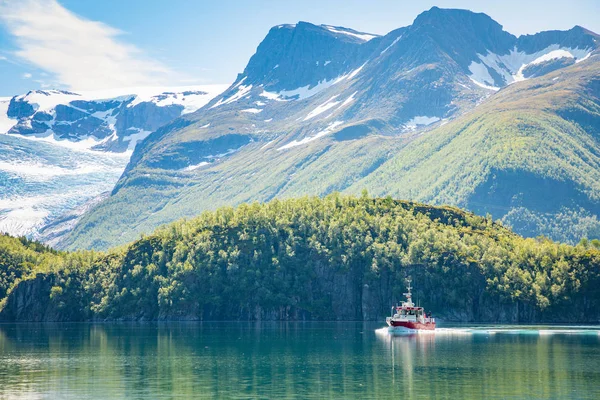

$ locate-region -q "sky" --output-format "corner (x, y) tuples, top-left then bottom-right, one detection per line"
(0, 0), (599, 97)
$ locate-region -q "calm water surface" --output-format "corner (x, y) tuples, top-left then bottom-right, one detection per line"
(0, 322), (599, 399)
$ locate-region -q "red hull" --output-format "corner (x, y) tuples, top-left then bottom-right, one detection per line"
(387, 320), (436, 330)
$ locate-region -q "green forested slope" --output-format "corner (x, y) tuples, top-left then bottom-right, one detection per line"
(0, 234), (58, 300)
(2, 195), (599, 322)
(351, 57), (600, 241)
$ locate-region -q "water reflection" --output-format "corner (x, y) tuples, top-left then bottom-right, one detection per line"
(373, 326), (600, 399)
(0, 323), (598, 399)
(375, 329), (435, 398)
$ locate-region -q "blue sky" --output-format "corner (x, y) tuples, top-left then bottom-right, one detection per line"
(0, 0), (599, 97)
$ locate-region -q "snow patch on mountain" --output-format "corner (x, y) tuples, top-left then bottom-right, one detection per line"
(278, 121), (344, 150)
(346, 63), (367, 80)
(180, 148), (243, 172)
(469, 46), (591, 86)
(303, 91), (357, 122)
(126, 86), (227, 114)
(576, 52), (592, 63)
(261, 64), (367, 103)
(404, 116), (441, 131)
(322, 25), (379, 42)
(259, 90), (286, 102)
(530, 49), (575, 65)
(469, 77), (500, 91)
(468, 61), (501, 90)
(241, 108), (263, 113)
(338, 92), (357, 110)
(381, 35), (403, 55)
(9, 86), (226, 116)
(304, 95), (341, 120)
(123, 128), (153, 151)
(183, 161), (209, 171)
(278, 79), (340, 101)
(211, 84), (253, 108)
(260, 140), (274, 149)
(10, 90), (88, 113)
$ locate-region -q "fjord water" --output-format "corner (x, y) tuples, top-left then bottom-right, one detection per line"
(0, 323), (599, 399)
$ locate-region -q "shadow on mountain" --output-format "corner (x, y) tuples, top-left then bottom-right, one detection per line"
(467, 169), (600, 218)
(334, 124), (372, 141)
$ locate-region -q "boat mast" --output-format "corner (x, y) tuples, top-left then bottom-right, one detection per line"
(403, 278), (414, 307)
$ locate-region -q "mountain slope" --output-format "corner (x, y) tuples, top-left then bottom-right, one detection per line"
(61, 8), (600, 250)
(350, 56), (600, 242)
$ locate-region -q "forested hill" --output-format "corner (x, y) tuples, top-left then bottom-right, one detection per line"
(1, 195), (599, 322)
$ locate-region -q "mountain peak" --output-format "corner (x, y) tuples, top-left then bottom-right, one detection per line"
(408, 7), (515, 67)
(413, 7), (508, 35)
(570, 25), (600, 40)
(240, 20), (373, 92)
(269, 21), (377, 43)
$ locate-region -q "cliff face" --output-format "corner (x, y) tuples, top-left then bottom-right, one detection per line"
(0, 274), (87, 322)
(3, 271), (598, 323)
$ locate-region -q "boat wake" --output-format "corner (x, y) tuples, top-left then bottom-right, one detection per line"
(375, 326), (600, 336)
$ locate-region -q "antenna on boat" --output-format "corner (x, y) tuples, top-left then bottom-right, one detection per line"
(403, 276), (414, 307)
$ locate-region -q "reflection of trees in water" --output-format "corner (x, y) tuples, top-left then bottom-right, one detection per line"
(0, 324), (598, 398)
(0, 322), (387, 397)
(374, 329), (600, 399)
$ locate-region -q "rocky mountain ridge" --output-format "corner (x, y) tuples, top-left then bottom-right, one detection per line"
(0, 85), (227, 152)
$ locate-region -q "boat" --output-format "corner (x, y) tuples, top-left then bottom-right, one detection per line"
(386, 279), (435, 332)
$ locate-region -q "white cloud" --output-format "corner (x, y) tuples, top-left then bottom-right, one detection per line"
(0, 0), (172, 90)
(22, 72), (32, 79)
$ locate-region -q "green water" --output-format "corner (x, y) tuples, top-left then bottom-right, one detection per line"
(0, 323), (599, 399)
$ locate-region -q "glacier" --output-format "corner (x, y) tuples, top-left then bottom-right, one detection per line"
(0, 134), (128, 237)
(0, 85), (226, 239)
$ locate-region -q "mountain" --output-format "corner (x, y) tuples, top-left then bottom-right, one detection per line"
(0, 85), (227, 152)
(0, 86), (227, 239)
(58, 7), (600, 250)
(2, 195), (600, 322)
(350, 57), (600, 243)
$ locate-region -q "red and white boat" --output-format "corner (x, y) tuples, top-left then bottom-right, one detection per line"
(386, 279), (435, 332)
